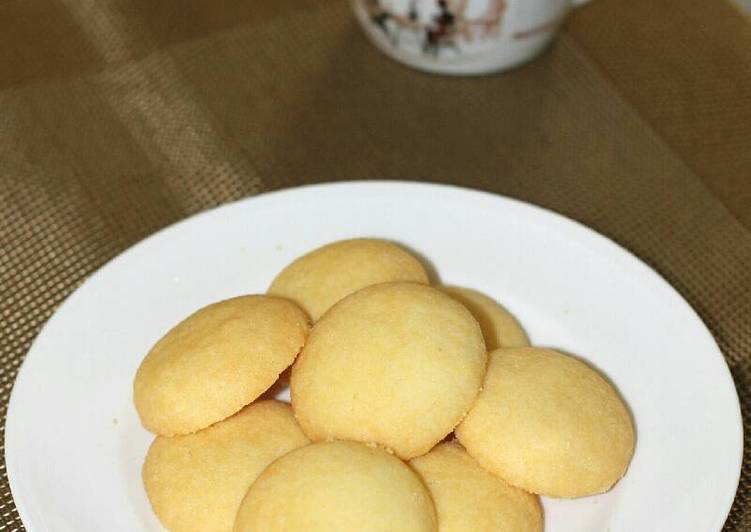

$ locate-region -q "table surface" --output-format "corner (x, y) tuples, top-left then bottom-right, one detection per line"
(1, 0), (750, 530)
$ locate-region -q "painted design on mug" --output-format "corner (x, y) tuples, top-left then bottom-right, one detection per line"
(355, 0), (577, 73)
(360, 0), (509, 55)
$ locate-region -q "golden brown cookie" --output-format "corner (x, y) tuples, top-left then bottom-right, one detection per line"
(268, 238), (429, 321)
(410, 442), (543, 532)
(456, 347), (635, 498)
(134, 295), (309, 435)
(143, 400), (310, 532)
(234, 440), (437, 532)
(441, 286), (529, 349)
(291, 282), (486, 459)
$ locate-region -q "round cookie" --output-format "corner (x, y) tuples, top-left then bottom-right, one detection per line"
(455, 347), (635, 498)
(441, 286), (529, 349)
(291, 282), (486, 459)
(134, 295), (309, 435)
(143, 400), (310, 532)
(234, 440), (437, 532)
(410, 442), (543, 532)
(268, 238), (429, 321)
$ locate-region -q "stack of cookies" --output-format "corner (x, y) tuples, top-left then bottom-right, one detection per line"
(133, 239), (635, 532)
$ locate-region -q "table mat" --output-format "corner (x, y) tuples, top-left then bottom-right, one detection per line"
(1, 0), (749, 530)
(566, 0), (751, 231)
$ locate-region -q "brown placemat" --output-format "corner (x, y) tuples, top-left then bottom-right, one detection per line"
(1, 0), (749, 530)
(566, 0), (751, 231)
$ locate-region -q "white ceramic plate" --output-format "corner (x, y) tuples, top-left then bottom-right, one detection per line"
(6, 181), (742, 531)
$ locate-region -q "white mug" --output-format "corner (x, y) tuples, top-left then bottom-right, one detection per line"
(351, 0), (590, 75)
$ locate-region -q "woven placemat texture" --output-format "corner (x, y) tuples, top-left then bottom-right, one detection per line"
(566, 0), (751, 231)
(1, 0), (749, 530)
